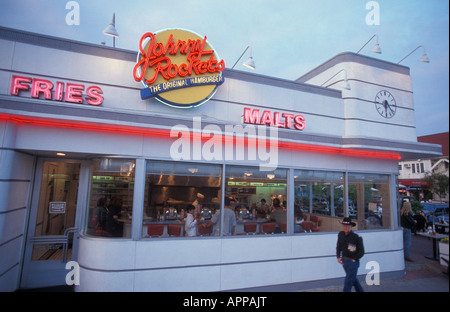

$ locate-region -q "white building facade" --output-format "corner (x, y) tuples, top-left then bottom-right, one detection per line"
(0, 27), (442, 291)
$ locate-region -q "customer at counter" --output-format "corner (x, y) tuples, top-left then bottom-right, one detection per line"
(208, 196), (237, 236)
(192, 193), (205, 215)
(105, 196), (123, 237)
(294, 210), (305, 232)
(185, 204), (200, 237)
(269, 198), (286, 232)
(257, 198), (270, 218)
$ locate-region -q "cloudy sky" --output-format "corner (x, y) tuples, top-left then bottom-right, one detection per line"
(1, 0), (448, 136)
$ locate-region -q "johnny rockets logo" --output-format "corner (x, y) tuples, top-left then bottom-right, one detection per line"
(133, 29), (225, 108)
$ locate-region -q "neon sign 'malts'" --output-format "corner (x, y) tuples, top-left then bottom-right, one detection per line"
(133, 29), (225, 108)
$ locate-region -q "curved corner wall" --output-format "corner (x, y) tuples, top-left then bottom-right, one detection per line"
(76, 230), (404, 292)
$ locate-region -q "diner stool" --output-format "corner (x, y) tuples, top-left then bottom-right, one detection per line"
(168, 224), (181, 237)
(198, 223), (212, 236)
(302, 221), (313, 233)
(91, 216), (111, 237)
(244, 223), (257, 235)
(147, 224), (164, 237)
(262, 222), (276, 234)
(279, 222), (287, 233)
(312, 219), (321, 232)
(309, 215), (321, 232)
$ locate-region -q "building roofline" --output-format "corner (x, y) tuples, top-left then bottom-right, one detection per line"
(223, 68), (342, 98)
(0, 26), (137, 62)
(296, 51), (411, 83)
(0, 26), (342, 99)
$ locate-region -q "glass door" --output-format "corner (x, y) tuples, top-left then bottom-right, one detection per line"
(21, 159), (85, 289)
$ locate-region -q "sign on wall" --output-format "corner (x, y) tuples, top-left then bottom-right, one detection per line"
(49, 202), (66, 214)
(133, 28), (225, 108)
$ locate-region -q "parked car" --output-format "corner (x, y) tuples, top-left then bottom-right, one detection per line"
(421, 202), (449, 216)
(434, 206), (449, 224)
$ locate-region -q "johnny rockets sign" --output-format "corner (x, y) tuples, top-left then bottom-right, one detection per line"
(133, 29), (225, 108)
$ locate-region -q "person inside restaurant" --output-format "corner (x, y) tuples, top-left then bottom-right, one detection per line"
(268, 197), (286, 233)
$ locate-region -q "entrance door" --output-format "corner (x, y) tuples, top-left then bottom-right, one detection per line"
(21, 159), (85, 289)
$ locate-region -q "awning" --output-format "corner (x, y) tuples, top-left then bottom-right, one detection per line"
(399, 180), (430, 186)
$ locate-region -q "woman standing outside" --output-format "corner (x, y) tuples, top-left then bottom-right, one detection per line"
(400, 201), (416, 262)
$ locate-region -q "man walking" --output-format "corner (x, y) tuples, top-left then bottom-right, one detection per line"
(336, 217), (365, 292)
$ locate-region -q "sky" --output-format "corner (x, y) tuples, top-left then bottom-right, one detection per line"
(0, 0), (448, 137)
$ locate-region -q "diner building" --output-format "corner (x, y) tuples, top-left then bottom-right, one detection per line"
(0, 26), (442, 291)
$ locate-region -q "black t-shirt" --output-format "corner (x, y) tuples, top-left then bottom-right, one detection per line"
(336, 231), (365, 261)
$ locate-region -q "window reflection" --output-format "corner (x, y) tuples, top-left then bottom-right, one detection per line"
(294, 170), (392, 232)
(84, 158), (394, 238)
(143, 161), (222, 238)
(226, 166), (288, 235)
(294, 170), (344, 233)
(348, 173), (392, 230)
(294, 170), (344, 216)
(87, 158), (135, 238)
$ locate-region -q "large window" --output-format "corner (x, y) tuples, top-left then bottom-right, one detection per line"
(294, 170), (344, 216)
(348, 173), (392, 230)
(87, 158), (135, 238)
(143, 161), (222, 238)
(226, 166), (288, 235)
(293, 170), (392, 232)
(294, 170), (344, 233)
(84, 158), (395, 237)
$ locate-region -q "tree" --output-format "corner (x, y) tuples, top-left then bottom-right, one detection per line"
(423, 172), (449, 202)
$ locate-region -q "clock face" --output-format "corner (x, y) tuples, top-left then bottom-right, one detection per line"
(375, 90), (396, 118)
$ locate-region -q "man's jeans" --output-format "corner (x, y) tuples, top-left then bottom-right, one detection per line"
(342, 259), (364, 292)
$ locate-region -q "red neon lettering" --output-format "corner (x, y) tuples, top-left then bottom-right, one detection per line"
(55, 82), (65, 101)
(65, 83), (84, 104)
(294, 115), (306, 130)
(244, 107), (260, 124)
(273, 112), (286, 128)
(10, 75), (31, 95)
(10, 75), (104, 106)
(133, 32), (225, 85)
(31, 78), (53, 100)
(86, 86), (104, 106)
(260, 111), (273, 126)
(243, 107), (306, 131)
(282, 113), (294, 128)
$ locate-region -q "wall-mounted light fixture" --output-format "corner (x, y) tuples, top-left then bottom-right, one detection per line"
(103, 13), (119, 48)
(321, 69), (351, 90)
(398, 45), (430, 64)
(232, 46), (255, 70)
(356, 34), (381, 54)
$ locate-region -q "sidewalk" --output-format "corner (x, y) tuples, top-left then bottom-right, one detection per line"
(299, 234), (449, 292)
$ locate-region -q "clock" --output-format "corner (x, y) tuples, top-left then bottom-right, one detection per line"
(375, 90), (396, 118)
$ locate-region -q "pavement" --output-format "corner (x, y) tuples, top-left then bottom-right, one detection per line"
(299, 233), (449, 292)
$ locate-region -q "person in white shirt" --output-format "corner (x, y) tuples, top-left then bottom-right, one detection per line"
(192, 193), (205, 216)
(185, 204), (199, 237)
